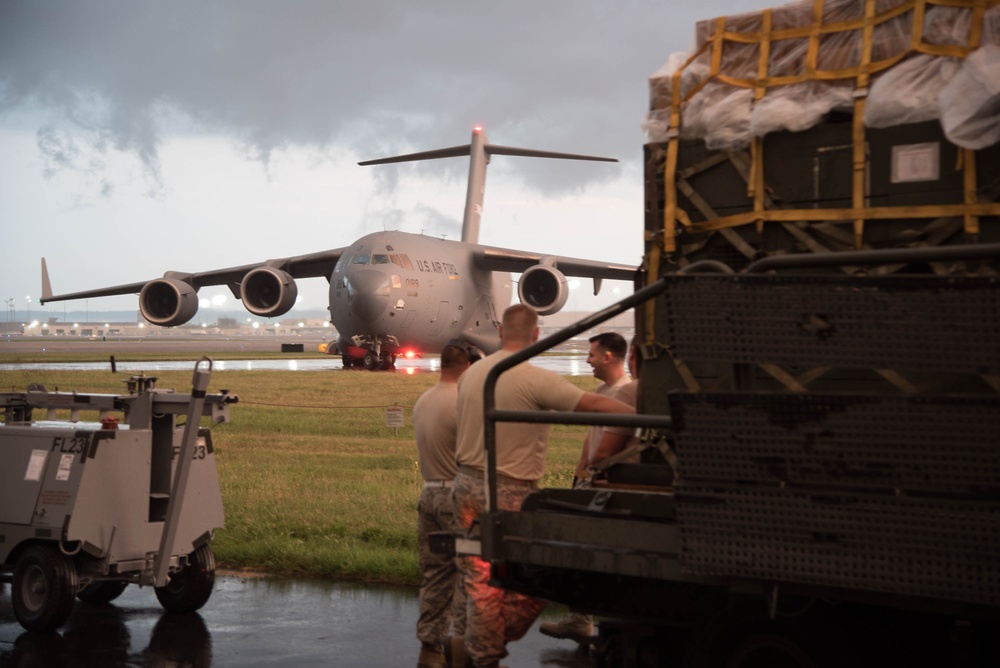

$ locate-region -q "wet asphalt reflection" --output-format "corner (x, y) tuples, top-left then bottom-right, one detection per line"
(0, 354), (592, 376)
(0, 576), (595, 667)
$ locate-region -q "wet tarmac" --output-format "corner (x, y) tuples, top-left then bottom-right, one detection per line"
(0, 576), (595, 667)
(0, 354), (592, 376)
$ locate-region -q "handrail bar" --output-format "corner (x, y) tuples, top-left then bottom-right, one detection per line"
(481, 241), (1000, 514)
(483, 277), (670, 512)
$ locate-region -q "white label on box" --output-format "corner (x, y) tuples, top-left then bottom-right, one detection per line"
(25, 450), (48, 481)
(56, 453), (75, 481)
(891, 142), (940, 183)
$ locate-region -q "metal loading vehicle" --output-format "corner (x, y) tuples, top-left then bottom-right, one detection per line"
(447, 1), (1000, 663)
(0, 359), (236, 632)
(456, 242), (1000, 667)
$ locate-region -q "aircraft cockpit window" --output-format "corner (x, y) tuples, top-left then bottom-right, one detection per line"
(373, 254), (390, 264)
(335, 255), (351, 272)
(352, 254), (371, 265)
(389, 254), (402, 267)
(400, 254), (414, 270)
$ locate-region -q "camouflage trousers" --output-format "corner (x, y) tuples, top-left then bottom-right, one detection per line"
(454, 469), (547, 668)
(417, 485), (467, 645)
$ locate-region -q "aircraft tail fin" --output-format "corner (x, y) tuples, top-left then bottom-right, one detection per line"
(41, 257), (53, 301)
(359, 127), (617, 245)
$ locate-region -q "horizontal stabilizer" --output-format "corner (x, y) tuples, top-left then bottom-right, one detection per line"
(486, 145), (617, 163)
(359, 128), (618, 244)
(359, 144), (471, 166)
(359, 143), (617, 166)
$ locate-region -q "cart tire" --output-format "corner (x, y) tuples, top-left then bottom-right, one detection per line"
(12, 544), (79, 632)
(77, 580), (129, 605)
(155, 543), (216, 613)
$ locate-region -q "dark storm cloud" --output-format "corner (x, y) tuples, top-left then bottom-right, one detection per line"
(0, 0), (744, 195)
(35, 123), (80, 178)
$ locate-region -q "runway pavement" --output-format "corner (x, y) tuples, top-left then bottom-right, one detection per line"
(1, 335), (321, 355)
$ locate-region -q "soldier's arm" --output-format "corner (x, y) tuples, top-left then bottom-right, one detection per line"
(573, 392), (634, 415)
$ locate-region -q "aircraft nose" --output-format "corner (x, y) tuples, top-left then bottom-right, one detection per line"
(347, 269), (391, 322)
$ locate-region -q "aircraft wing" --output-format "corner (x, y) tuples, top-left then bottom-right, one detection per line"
(40, 248), (345, 304)
(472, 245), (637, 284)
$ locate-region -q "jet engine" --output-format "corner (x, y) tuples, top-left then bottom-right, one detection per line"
(241, 267), (298, 318)
(139, 278), (199, 327)
(518, 264), (569, 316)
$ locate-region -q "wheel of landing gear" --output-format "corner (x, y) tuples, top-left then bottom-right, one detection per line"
(342, 353), (353, 368)
(77, 580), (129, 605)
(12, 544), (80, 632)
(378, 354), (395, 371)
(154, 543), (216, 613)
(363, 350), (378, 371)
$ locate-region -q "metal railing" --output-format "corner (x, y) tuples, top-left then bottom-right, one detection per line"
(481, 242), (1000, 513)
(482, 278), (671, 512)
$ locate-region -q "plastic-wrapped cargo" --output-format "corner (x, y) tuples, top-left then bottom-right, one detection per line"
(643, 0), (1000, 150)
(640, 0), (1000, 269)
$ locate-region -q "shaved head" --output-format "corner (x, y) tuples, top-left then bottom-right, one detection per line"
(500, 304), (539, 348)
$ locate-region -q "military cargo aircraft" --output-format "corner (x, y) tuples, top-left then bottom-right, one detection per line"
(41, 127), (636, 370)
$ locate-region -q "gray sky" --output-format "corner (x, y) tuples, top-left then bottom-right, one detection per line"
(0, 0), (773, 322)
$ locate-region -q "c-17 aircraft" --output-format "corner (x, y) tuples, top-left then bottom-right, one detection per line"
(41, 126), (637, 370)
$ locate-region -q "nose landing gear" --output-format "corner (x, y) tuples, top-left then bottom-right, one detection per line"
(338, 337), (398, 371)
(361, 350), (396, 371)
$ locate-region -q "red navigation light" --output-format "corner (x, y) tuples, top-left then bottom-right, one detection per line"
(404, 350), (416, 359)
(473, 125), (483, 134)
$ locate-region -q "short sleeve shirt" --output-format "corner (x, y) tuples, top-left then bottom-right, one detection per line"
(413, 381), (460, 481)
(456, 349), (585, 481)
(585, 376), (631, 464)
(605, 380), (638, 436)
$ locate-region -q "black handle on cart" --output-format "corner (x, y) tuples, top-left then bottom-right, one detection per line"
(153, 357), (213, 585)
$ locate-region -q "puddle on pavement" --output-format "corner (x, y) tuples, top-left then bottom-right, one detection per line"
(0, 576), (595, 667)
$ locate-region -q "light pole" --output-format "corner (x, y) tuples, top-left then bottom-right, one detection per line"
(5, 298), (14, 323)
(25, 295), (31, 324)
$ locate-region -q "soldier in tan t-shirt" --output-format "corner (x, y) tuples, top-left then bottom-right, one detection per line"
(452, 304), (634, 668)
(414, 342), (472, 668)
(539, 332), (629, 646)
(573, 332), (630, 482)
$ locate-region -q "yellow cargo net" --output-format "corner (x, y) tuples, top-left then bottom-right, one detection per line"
(703, 0), (993, 89)
(657, 0), (1000, 256)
